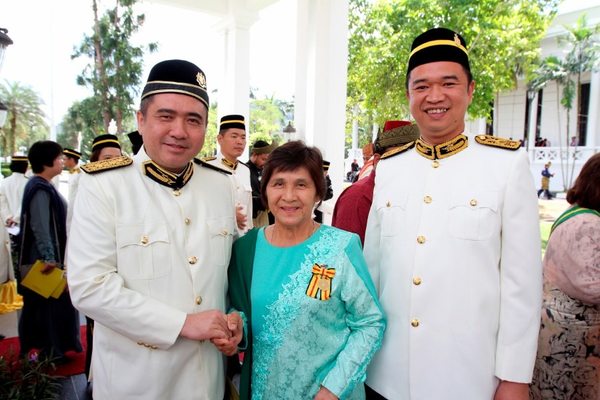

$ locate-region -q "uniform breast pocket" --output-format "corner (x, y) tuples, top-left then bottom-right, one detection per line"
(207, 217), (235, 266)
(378, 192), (409, 237)
(116, 224), (172, 280)
(448, 191), (500, 241)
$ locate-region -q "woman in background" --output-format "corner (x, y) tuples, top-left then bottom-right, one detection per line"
(530, 153), (600, 399)
(17, 140), (81, 362)
(223, 141), (385, 399)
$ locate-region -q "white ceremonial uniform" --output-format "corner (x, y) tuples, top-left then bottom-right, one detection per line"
(364, 135), (542, 400)
(67, 148), (236, 400)
(66, 167), (81, 232)
(0, 172), (28, 226)
(206, 153), (253, 235)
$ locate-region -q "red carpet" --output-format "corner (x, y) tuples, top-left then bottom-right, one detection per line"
(0, 325), (87, 377)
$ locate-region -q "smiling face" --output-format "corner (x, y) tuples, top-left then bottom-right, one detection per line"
(218, 128), (246, 161)
(266, 167), (320, 231)
(407, 61), (475, 144)
(137, 93), (208, 173)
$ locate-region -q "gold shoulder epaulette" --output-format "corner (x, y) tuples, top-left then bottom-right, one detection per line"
(81, 156), (133, 174)
(194, 158), (232, 175)
(380, 141), (416, 160)
(475, 135), (520, 150)
(201, 156), (216, 162)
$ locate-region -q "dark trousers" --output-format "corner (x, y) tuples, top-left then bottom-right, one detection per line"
(85, 316), (94, 379)
(365, 385), (387, 400)
(537, 188), (553, 199)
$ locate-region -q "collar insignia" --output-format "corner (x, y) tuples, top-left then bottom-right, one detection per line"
(415, 134), (468, 160)
(143, 160), (194, 190)
(221, 158), (238, 170)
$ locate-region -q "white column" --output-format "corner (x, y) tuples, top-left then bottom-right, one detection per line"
(294, 0), (349, 202)
(586, 70), (600, 148)
(215, 11), (257, 127)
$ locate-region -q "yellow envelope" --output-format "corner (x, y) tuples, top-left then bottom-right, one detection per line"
(21, 260), (65, 299)
(50, 278), (67, 299)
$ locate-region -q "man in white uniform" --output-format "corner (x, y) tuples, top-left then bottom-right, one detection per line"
(363, 28), (542, 400)
(205, 114), (253, 235)
(63, 148), (81, 231)
(0, 155), (28, 228)
(67, 59), (242, 400)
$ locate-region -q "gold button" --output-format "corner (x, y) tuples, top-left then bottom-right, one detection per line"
(221, 229), (228, 236)
(413, 276), (422, 285)
(151, 345), (158, 350)
(184, 218), (191, 225)
(416, 235), (426, 244)
(173, 189), (181, 197)
(140, 235), (149, 245)
(137, 341), (144, 346)
(411, 319), (420, 327)
(423, 195), (432, 204)
(386, 201), (391, 208)
(195, 296), (202, 305)
(432, 160), (440, 168)
(188, 256), (198, 264)
(470, 199), (478, 207)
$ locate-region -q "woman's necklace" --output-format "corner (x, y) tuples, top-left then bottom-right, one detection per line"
(269, 221), (319, 246)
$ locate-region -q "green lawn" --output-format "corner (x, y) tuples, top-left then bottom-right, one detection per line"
(540, 220), (552, 256)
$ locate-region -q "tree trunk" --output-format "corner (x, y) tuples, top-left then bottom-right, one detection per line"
(92, 0), (111, 132)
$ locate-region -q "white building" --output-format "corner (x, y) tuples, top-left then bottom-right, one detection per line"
(467, 1), (600, 193)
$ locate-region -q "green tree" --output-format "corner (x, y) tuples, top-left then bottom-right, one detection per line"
(198, 103), (220, 158)
(528, 14), (600, 190)
(57, 96), (136, 160)
(347, 0), (559, 150)
(0, 81), (48, 157)
(71, 0), (157, 135)
(249, 97), (285, 145)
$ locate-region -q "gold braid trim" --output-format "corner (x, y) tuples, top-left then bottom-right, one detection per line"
(81, 156), (133, 174)
(474, 135), (521, 150)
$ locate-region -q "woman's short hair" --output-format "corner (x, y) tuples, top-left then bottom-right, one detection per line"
(567, 152), (600, 211)
(260, 140), (326, 209)
(28, 141), (63, 174)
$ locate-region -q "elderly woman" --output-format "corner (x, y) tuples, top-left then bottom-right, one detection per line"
(530, 153), (600, 399)
(225, 140), (385, 400)
(17, 140), (82, 361)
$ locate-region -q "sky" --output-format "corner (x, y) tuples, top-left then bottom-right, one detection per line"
(0, 0), (296, 132)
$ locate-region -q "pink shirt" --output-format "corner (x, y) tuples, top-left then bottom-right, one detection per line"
(544, 212), (600, 304)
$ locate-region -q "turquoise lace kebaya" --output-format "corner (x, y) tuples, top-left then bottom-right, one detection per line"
(249, 225), (385, 399)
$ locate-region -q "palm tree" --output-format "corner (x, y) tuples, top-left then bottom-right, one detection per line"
(0, 80), (48, 157)
(528, 14), (600, 191)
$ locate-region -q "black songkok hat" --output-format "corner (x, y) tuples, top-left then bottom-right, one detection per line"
(322, 160), (331, 171)
(219, 114), (246, 132)
(141, 59), (209, 109)
(63, 148), (82, 160)
(11, 155), (28, 165)
(92, 134), (121, 152)
(127, 131), (143, 155)
(407, 28), (470, 76)
(251, 140), (278, 155)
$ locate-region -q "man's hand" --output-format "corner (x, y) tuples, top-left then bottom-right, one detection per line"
(494, 381), (529, 400)
(5, 217), (15, 227)
(180, 310), (231, 341)
(211, 312), (243, 356)
(41, 262), (59, 274)
(235, 205), (247, 230)
(314, 386), (338, 400)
